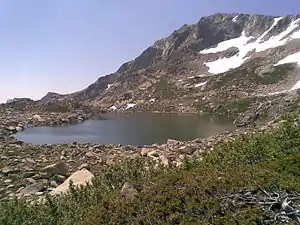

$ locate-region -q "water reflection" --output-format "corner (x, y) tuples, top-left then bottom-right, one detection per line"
(14, 113), (235, 145)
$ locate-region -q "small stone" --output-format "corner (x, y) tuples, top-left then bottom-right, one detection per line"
(15, 126), (23, 132)
(6, 184), (15, 189)
(1, 166), (19, 175)
(159, 155), (169, 167)
(85, 152), (96, 158)
(35, 192), (44, 196)
(147, 150), (159, 158)
(32, 114), (42, 121)
(26, 158), (35, 163)
(50, 181), (58, 187)
(105, 158), (114, 166)
(4, 179), (13, 184)
(175, 161), (183, 167)
(26, 178), (36, 183)
(179, 155), (185, 160)
(53, 175), (66, 184)
(61, 150), (66, 156)
(140, 148), (149, 156)
(8, 126), (16, 132)
(23, 171), (36, 178)
(123, 146), (135, 151)
(178, 146), (196, 155)
(17, 187), (25, 193)
(78, 163), (90, 170)
(38, 172), (52, 179)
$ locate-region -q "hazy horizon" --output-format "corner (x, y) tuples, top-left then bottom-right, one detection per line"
(0, 0), (299, 103)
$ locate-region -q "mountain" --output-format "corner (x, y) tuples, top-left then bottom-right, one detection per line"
(43, 13), (300, 124)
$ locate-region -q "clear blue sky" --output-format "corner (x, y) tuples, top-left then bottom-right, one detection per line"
(0, 0), (299, 102)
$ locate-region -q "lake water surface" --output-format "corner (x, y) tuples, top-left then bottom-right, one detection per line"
(14, 113), (235, 145)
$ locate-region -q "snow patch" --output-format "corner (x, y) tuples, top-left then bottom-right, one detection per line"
(126, 103), (136, 110)
(109, 106), (117, 111)
(258, 17), (283, 41)
(275, 51), (300, 67)
(194, 81), (207, 87)
(232, 16), (238, 22)
(200, 17), (300, 74)
(106, 84), (114, 90)
(200, 32), (250, 54)
(290, 80), (300, 91)
(274, 51), (300, 91)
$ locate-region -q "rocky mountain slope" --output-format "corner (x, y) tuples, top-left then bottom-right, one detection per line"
(42, 13), (300, 124)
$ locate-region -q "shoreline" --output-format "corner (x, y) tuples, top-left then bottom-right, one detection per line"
(0, 104), (284, 201)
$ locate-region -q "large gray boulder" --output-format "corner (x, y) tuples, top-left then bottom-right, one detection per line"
(20, 183), (45, 196)
(41, 162), (69, 176)
(49, 169), (94, 196)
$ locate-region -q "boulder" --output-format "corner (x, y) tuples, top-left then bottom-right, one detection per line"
(1, 166), (19, 175)
(78, 163), (90, 170)
(7, 126), (16, 133)
(41, 162), (69, 176)
(177, 145), (196, 155)
(140, 148), (149, 156)
(147, 150), (159, 158)
(20, 183), (45, 196)
(32, 114), (42, 121)
(159, 155), (169, 167)
(15, 126), (24, 132)
(121, 182), (138, 201)
(49, 169), (94, 196)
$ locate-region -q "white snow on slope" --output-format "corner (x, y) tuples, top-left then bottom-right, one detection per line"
(200, 32), (250, 54)
(194, 81), (207, 87)
(106, 84), (114, 90)
(126, 103), (136, 110)
(275, 51), (300, 67)
(200, 17), (300, 74)
(258, 17), (283, 41)
(274, 51), (300, 91)
(290, 80), (300, 91)
(109, 106), (117, 111)
(232, 16), (238, 22)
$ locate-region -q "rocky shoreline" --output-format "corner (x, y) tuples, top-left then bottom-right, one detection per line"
(0, 102), (286, 202)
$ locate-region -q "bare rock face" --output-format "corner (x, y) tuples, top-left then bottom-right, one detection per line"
(19, 183), (45, 196)
(49, 169), (94, 196)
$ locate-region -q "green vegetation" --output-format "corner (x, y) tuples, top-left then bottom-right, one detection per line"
(215, 97), (256, 116)
(1, 111), (300, 224)
(257, 64), (294, 85)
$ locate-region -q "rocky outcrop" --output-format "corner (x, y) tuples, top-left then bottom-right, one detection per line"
(50, 169), (94, 196)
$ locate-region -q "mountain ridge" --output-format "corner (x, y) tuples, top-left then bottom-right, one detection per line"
(39, 13), (300, 125)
